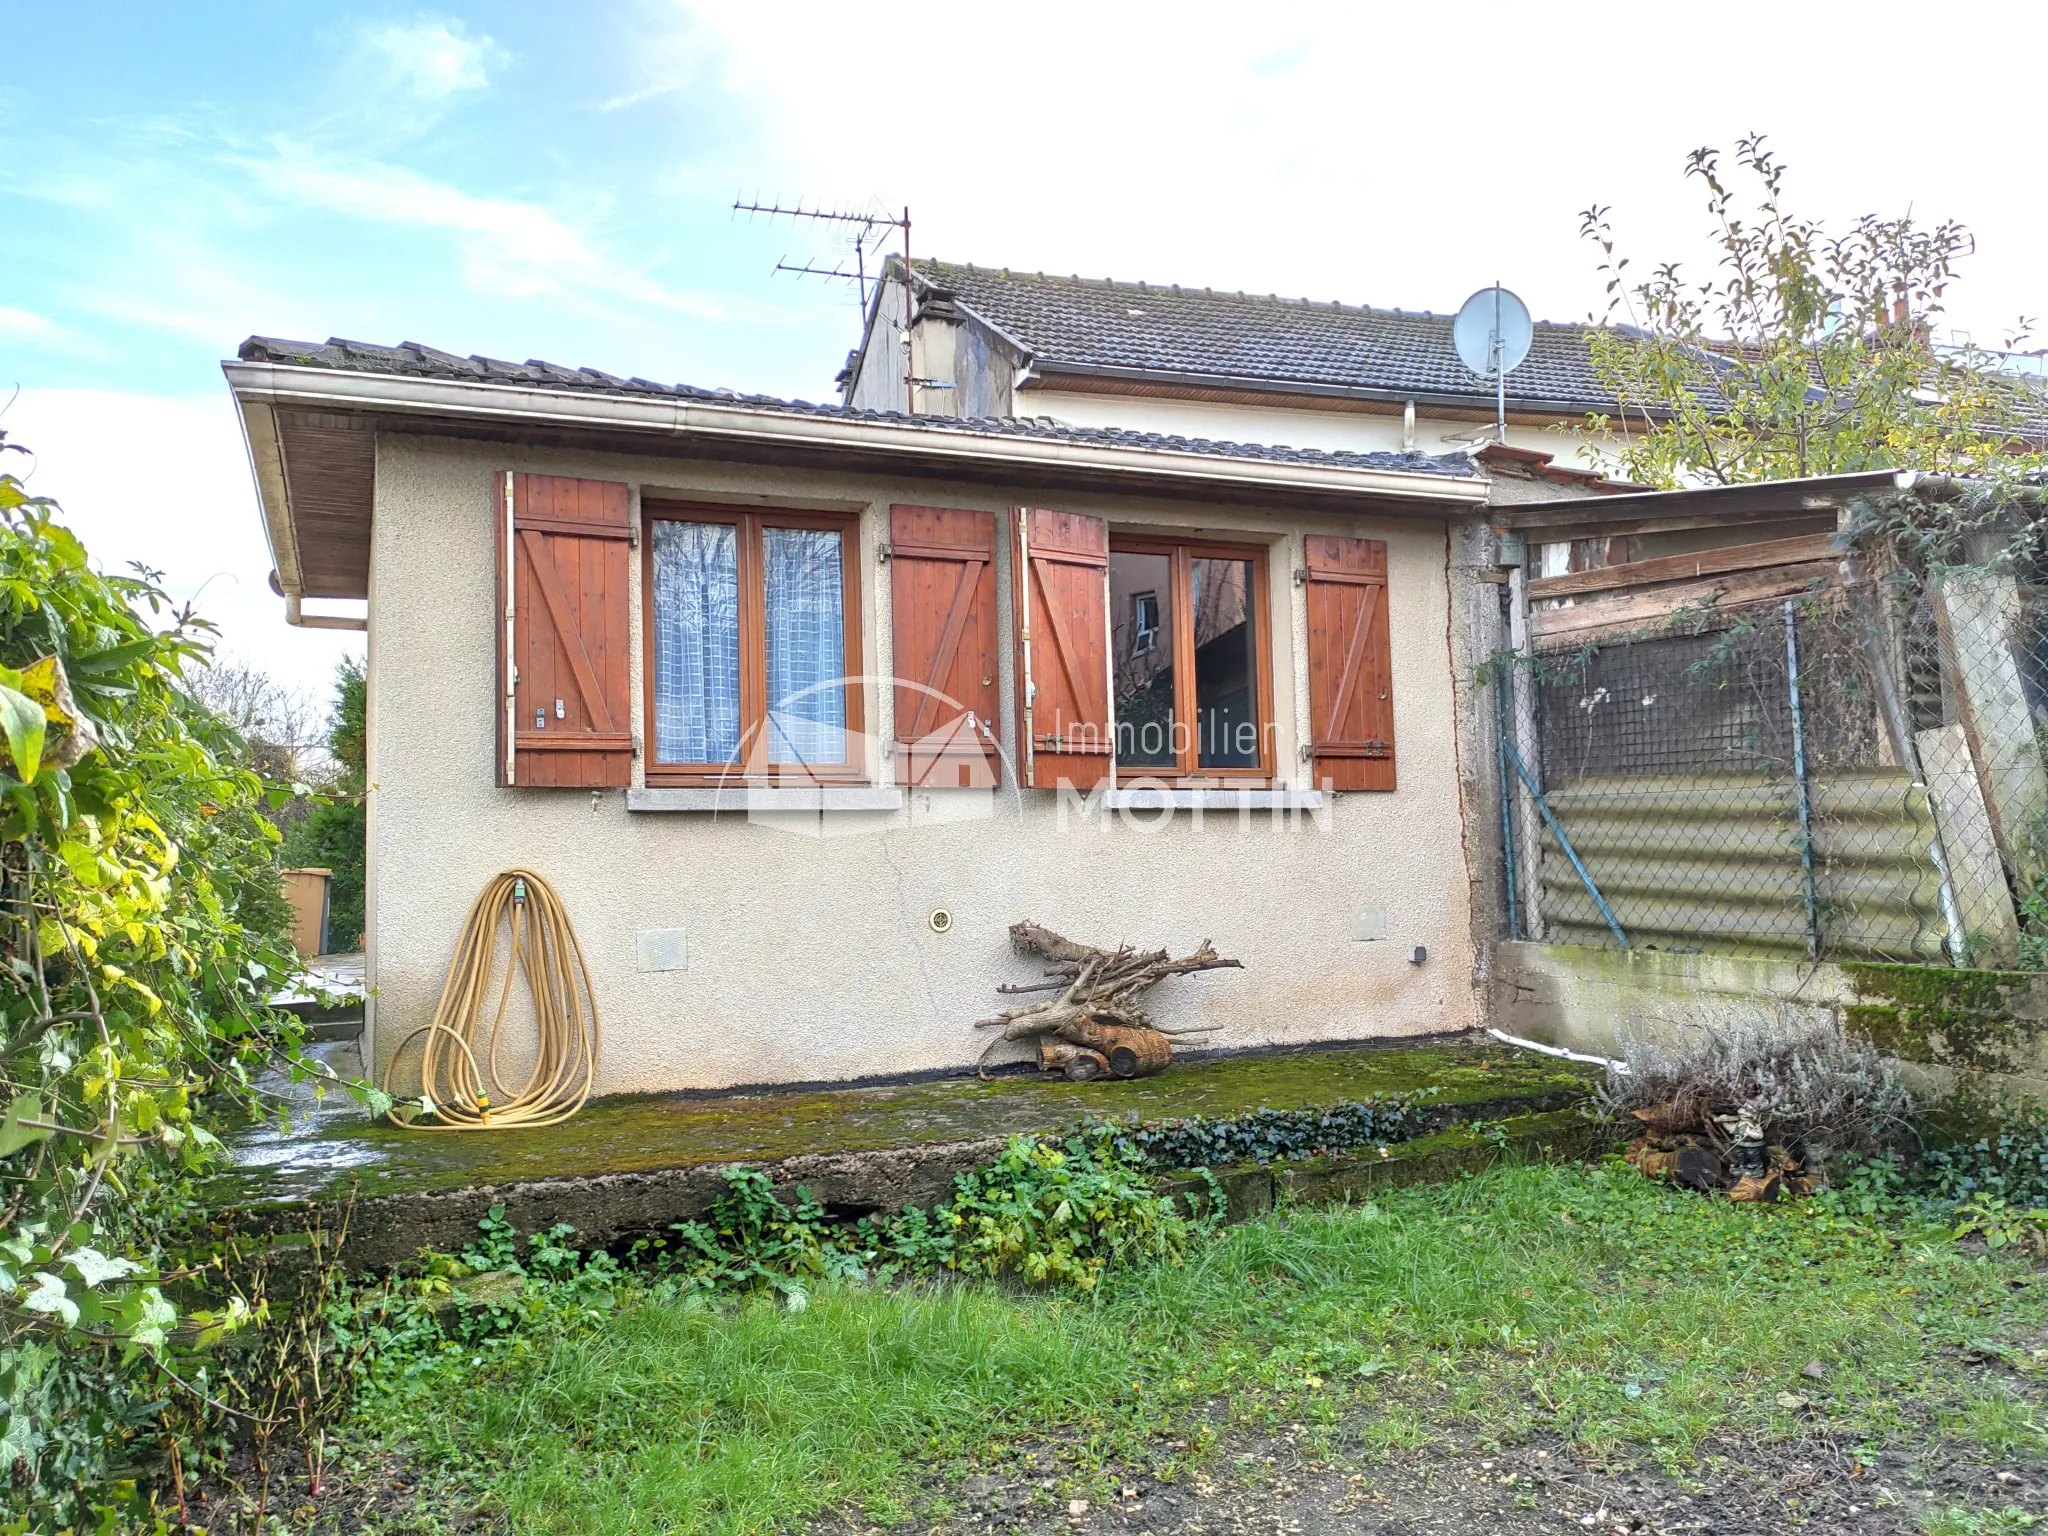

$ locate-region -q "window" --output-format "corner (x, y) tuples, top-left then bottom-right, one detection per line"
(1108, 537), (1272, 780)
(643, 503), (863, 782)
(1131, 590), (1160, 654)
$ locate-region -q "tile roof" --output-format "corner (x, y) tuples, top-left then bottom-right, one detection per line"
(234, 336), (1478, 478)
(905, 260), (1615, 412)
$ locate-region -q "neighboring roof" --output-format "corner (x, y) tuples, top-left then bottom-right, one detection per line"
(234, 336), (1476, 478)
(899, 259), (1616, 415)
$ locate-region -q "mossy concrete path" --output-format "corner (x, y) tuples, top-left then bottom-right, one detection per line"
(211, 1038), (1598, 1272)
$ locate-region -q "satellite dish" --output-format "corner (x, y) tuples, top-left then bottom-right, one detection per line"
(1453, 285), (1533, 378)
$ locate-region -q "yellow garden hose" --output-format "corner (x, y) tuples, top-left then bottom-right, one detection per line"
(382, 869), (601, 1130)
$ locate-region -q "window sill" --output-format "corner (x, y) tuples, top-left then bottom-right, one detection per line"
(627, 787), (903, 813)
(1101, 787), (1324, 811)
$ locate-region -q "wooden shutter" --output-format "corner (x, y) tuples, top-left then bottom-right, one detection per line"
(497, 473), (633, 787)
(1305, 534), (1395, 791)
(1014, 509), (1111, 790)
(890, 505), (1000, 787)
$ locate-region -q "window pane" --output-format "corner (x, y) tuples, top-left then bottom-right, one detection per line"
(764, 526), (847, 766)
(1193, 557), (1259, 768)
(1111, 551), (1176, 768)
(651, 520), (741, 764)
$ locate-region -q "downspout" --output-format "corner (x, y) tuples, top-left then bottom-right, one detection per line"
(283, 593), (367, 632)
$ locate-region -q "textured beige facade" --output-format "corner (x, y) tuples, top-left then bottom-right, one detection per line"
(365, 434), (1481, 1096)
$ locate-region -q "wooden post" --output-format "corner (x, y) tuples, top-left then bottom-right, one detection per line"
(1507, 564), (1547, 940)
(1915, 724), (2021, 965)
(1931, 568), (2048, 892)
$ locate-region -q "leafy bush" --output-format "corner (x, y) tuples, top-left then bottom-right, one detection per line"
(1912, 1098), (2048, 1207)
(0, 439), (376, 1526)
(1099, 1092), (1431, 1170)
(928, 1133), (1195, 1288)
(1597, 1019), (1920, 1171)
(638, 1133), (1201, 1296)
(646, 1170), (866, 1296)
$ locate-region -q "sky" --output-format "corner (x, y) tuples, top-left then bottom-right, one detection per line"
(4, 0), (2047, 704)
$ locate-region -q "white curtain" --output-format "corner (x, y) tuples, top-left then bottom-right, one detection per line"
(651, 521), (741, 763)
(764, 527), (846, 766)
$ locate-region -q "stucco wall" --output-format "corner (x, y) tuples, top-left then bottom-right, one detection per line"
(366, 435), (1482, 1096)
(1012, 389), (1608, 469)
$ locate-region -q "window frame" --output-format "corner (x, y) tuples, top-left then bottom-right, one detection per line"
(1109, 534), (1275, 785)
(640, 499), (866, 786)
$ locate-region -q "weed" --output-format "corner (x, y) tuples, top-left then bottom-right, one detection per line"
(1949, 1195), (2048, 1257)
(1926, 1506), (2042, 1535)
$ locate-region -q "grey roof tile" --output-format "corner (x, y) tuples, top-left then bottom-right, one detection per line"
(235, 336), (1477, 478)
(909, 260), (1613, 411)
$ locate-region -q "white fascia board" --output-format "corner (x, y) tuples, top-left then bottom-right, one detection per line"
(222, 362), (1489, 511)
(230, 392), (303, 597)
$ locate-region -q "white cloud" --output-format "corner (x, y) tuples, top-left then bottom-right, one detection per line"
(0, 305), (89, 350)
(0, 390), (360, 699)
(360, 16), (498, 102)
(235, 144), (785, 321)
(646, 0), (2048, 344)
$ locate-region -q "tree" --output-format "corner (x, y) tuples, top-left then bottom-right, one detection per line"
(1577, 135), (2046, 488)
(280, 657), (366, 950)
(180, 657), (329, 786)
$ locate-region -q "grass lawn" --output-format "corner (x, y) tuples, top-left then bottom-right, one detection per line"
(311, 1160), (2048, 1535)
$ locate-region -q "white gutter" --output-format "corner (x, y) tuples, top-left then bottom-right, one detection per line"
(283, 593), (368, 632)
(223, 362), (1489, 510)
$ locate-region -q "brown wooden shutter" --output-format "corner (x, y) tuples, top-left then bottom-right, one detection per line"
(497, 473), (633, 787)
(890, 505), (1000, 787)
(1305, 534), (1395, 791)
(1014, 508), (1111, 790)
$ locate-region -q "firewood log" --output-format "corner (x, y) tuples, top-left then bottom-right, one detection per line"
(974, 924), (1241, 1078)
(1053, 1016), (1172, 1079)
(1038, 1038), (1111, 1081)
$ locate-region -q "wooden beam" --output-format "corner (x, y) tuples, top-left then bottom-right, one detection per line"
(1530, 560), (1838, 645)
(1527, 532), (1837, 602)
(1495, 471), (1902, 531)
(1498, 506), (1837, 543)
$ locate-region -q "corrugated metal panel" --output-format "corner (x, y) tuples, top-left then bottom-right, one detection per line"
(1538, 770), (1949, 960)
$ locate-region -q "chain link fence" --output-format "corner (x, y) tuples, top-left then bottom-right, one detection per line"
(1501, 565), (2048, 967)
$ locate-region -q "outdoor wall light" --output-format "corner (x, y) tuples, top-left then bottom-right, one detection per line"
(928, 908), (954, 934)
(1407, 946), (1427, 965)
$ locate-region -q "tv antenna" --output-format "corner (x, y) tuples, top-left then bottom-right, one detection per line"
(1452, 283), (1533, 444)
(732, 199), (910, 311)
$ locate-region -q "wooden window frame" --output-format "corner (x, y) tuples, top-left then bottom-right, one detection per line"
(1109, 534), (1275, 786)
(641, 499), (866, 786)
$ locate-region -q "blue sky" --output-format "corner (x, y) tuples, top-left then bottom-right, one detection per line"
(5, 1), (2046, 698)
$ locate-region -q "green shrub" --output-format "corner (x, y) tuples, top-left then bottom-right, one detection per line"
(932, 1132), (1196, 1288)
(0, 439), (381, 1526)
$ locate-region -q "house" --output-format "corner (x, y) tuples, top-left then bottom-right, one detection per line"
(840, 258), (1622, 468)
(226, 335), (1596, 1098)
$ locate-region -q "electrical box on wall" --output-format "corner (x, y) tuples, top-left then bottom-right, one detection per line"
(1350, 905), (1388, 943)
(635, 929), (688, 973)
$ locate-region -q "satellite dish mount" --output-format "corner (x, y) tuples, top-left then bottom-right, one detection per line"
(1453, 283), (1533, 445)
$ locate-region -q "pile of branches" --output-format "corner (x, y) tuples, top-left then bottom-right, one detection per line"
(976, 922), (1241, 1080)
(1598, 1019), (1920, 1200)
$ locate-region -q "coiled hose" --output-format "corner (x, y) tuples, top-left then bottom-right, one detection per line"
(382, 868), (600, 1130)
